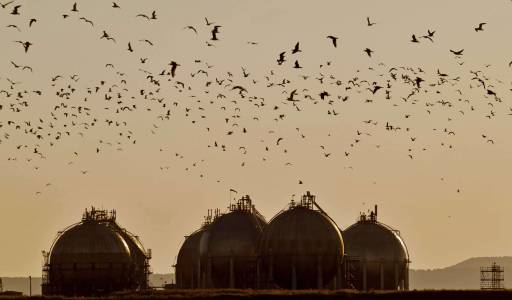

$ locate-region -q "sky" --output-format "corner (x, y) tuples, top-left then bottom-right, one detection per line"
(1, 0), (512, 276)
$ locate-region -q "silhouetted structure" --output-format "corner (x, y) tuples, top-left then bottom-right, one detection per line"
(480, 262), (504, 290)
(258, 191), (345, 289)
(197, 195), (266, 288)
(174, 210), (215, 288)
(343, 205), (409, 291)
(42, 207), (151, 296)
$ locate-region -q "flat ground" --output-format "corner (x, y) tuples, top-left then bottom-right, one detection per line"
(2, 289), (512, 300)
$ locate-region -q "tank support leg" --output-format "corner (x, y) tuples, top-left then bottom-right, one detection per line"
(197, 260), (201, 289)
(380, 262), (384, 290)
(404, 262), (409, 291)
(362, 260), (367, 291)
(229, 257), (235, 288)
(207, 257), (212, 288)
(268, 255), (274, 288)
(317, 256), (323, 289)
(291, 264), (297, 290)
(394, 262), (399, 290)
(256, 259), (260, 289)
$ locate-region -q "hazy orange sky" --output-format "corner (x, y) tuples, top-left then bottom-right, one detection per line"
(1, 0), (512, 277)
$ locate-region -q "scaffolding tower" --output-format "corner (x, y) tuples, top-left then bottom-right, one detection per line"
(480, 262), (504, 290)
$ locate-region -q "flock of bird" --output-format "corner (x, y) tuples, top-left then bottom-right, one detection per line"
(1, 1), (511, 197)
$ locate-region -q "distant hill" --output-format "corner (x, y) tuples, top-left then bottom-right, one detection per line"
(410, 256), (512, 290)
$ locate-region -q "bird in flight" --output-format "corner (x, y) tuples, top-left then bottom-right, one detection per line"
(139, 39), (153, 46)
(29, 18), (37, 27)
(327, 35), (338, 47)
(421, 29), (435, 42)
(71, 2), (78, 12)
(10, 4), (20, 15)
(211, 25), (221, 40)
(0, 1), (14, 9)
(169, 61), (180, 78)
(184, 25), (197, 34)
(137, 10), (156, 20)
(79, 17), (94, 26)
(277, 51), (286, 65)
(6, 24), (20, 31)
(363, 48), (373, 57)
(474, 22), (486, 32)
(112, 2), (120, 8)
(366, 16), (376, 26)
(287, 89), (298, 102)
(100, 30), (116, 42)
(14, 41), (32, 53)
(291, 41), (301, 54)
(205, 17), (214, 26)
(450, 49), (464, 56)
(411, 34), (419, 43)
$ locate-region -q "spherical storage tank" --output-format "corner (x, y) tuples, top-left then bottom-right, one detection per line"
(258, 191), (344, 289)
(198, 195), (267, 288)
(175, 214), (211, 289)
(343, 206), (409, 291)
(42, 208), (151, 296)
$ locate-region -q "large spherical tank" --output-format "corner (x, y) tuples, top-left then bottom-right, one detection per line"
(343, 217), (409, 290)
(42, 209), (149, 296)
(176, 228), (205, 288)
(259, 204), (344, 289)
(198, 197), (267, 289)
(115, 226), (150, 289)
(202, 209), (267, 288)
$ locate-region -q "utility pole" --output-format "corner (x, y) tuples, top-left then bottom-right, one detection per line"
(29, 276), (32, 296)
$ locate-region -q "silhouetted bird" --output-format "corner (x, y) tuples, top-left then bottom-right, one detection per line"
(366, 16), (376, 26)
(169, 61), (180, 78)
(277, 52), (286, 65)
(474, 22), (486, 32)
(291, 41), (301, 54)
(10, 4), (20, 15)
(211, 25), (221, 40)
(14, 40), (32, 53)
(327, 35), (338, 47)
(450, 49), (464, 56)
(364, 48), (373, 57)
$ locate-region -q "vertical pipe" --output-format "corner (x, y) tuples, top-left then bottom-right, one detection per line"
(229, 257), (235, 288)
(29, 276), (32, 297)
(256, 258), (260, 289)
(336, 258), (342, 290)
(404, 262), (409, 291)
(317, 256), (323, 289)
(268, 255), (274, 285)
(380, 262), (384, 290)
(362, 261), (367, 291)
(207, 257), (212, 288)
(197, 259), (201, 289)
(291, 264), (297, 290)
(189, 266), (193, 289)
(394, 262), (399, 290)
